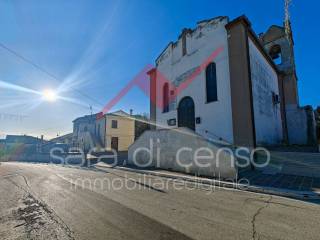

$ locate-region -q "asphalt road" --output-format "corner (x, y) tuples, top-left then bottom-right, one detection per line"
(1, 162), (320, 240)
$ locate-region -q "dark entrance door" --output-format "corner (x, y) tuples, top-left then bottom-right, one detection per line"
(111, 137), (119, 151)
(178, 97), (195, 130)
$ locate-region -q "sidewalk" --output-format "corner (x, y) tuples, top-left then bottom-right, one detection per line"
(236, 150), (320, 199)
(94, 161), (320, 201)
(239, 168), (320, 192)
(264, 151), (320, 178)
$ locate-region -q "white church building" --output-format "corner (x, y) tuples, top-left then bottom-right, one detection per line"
(128, 15), (316, 179)
(148, 15), (285, 148)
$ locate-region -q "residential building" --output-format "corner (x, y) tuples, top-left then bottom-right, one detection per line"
(103, 110), (135, 152)
(72, 113), (98, 152)
(4, 135), (43, 145)
(72, 110), (136, 152)
(50, 133), (73, 145)
(39, 133), (74, 153)
(0, 135), (44, 159)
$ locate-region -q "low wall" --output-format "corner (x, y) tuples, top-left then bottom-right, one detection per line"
(286, 105), (317, 145)
(0, 153), (84, 165)
(286, 105), (308, 145)
(128, 128), (237, 180)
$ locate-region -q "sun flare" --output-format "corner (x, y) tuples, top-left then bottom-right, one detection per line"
(42, 89), (57, 102)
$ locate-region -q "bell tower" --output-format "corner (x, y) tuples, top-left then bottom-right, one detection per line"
(260, 0), (298, 107)
(260, 0), (317, 146)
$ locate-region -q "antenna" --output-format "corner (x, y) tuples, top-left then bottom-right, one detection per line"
(284, 0), (292, 40)
(284, 0), (295, 69)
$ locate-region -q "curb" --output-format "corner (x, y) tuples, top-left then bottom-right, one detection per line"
(94, 163), (320, 201)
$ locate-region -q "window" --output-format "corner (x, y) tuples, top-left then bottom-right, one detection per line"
(205, 62), (218, 103)
(111, 120), (118, 128)
(272, 92), (280, 105)
(182, 34), (187, 56)
(163, 83), (169, 113)
(269, 45), (282, 65)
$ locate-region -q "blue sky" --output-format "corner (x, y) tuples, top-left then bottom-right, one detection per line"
(0, 0), (319, 139)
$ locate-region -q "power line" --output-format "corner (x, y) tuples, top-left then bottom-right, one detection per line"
(0, 42), (105, 108)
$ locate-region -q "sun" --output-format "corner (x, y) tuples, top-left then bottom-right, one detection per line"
(42, 89), (57, 102)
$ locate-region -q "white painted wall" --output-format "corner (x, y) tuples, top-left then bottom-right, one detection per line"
(128, 128), (237, 180)
(155, 17), (234, 144)
(249, 39), (283, 145)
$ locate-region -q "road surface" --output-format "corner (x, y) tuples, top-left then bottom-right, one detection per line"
(0, 162), (320, 240)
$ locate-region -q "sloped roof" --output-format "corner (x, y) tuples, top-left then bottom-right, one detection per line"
(73, 110), (132, 123)
(72, 113), (98, 123)
(50, 133), (73, 142)
(107, 110), (130, 117)
(5, 135), (43, 144)
(262, 25), (286, 44)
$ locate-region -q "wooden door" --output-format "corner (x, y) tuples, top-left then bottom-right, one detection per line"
(111, 137), (119, 151)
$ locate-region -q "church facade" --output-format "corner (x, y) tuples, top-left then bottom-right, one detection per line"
(148, 15), (315, 148)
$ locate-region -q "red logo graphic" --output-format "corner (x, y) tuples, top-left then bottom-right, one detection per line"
(99, 46), (224, 116)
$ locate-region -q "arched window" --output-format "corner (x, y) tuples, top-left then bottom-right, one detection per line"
(206, 62), (218, 103)
(269, 45), (282, 65)
(163, 83), (169, 113)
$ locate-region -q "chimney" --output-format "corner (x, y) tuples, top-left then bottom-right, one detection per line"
(130, 109), (133, 116)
